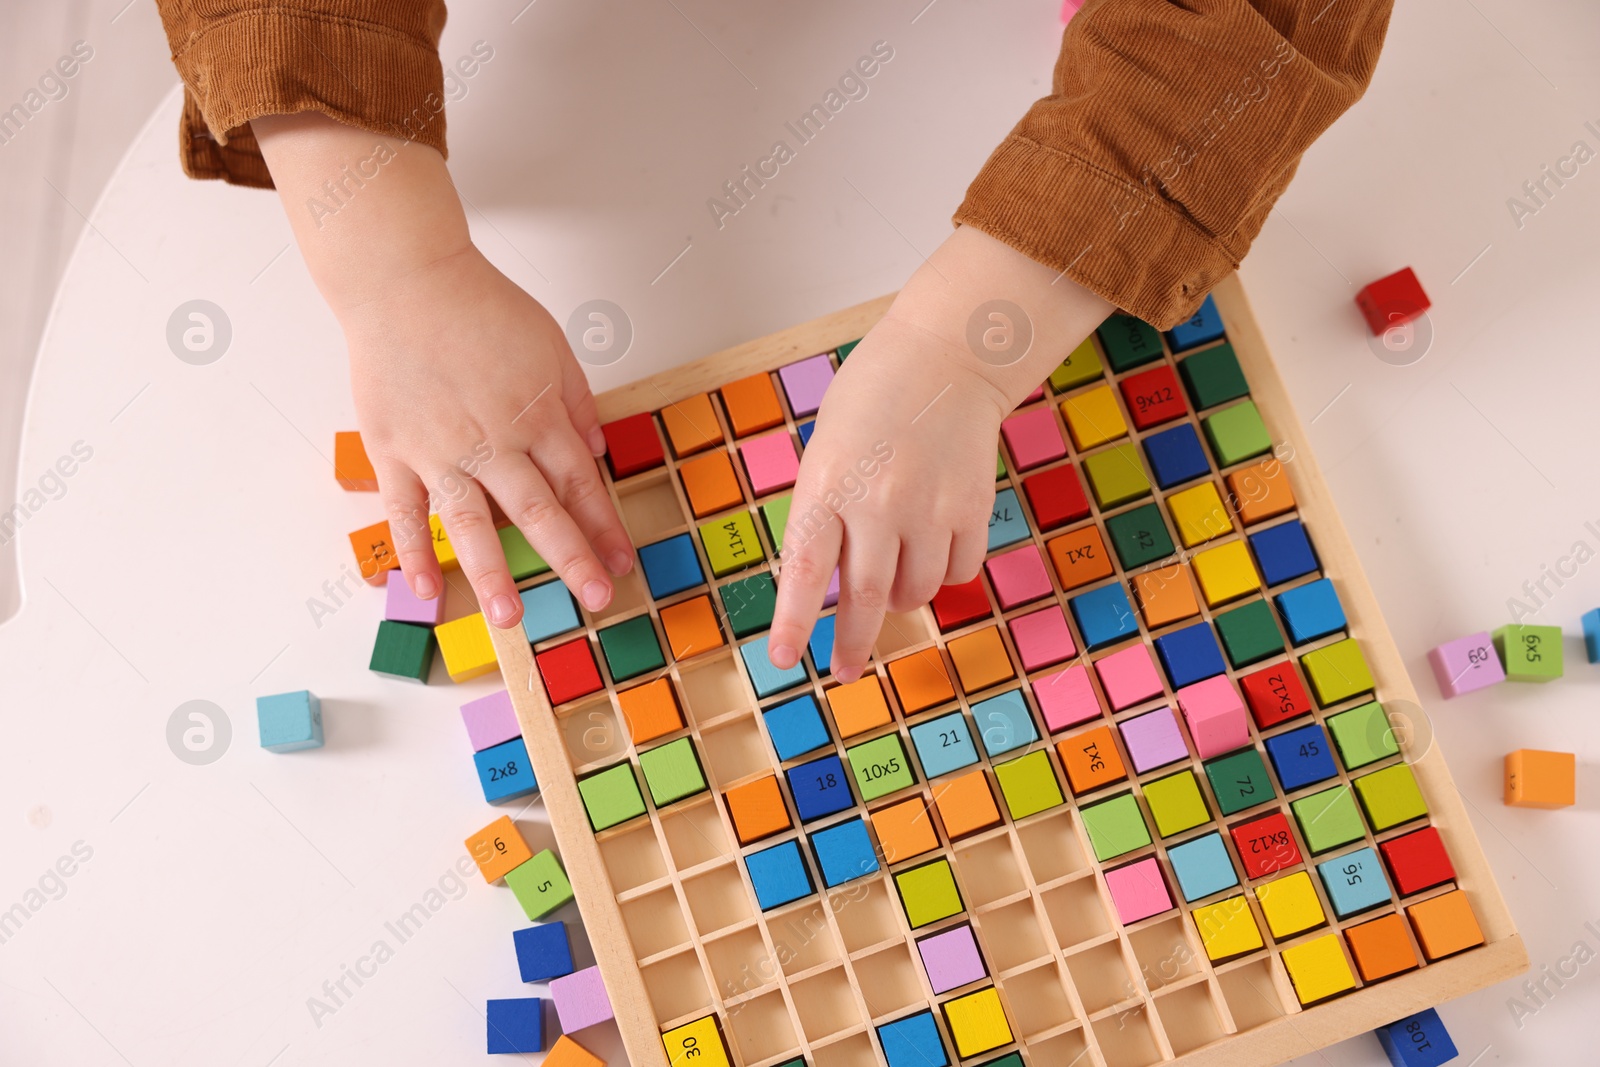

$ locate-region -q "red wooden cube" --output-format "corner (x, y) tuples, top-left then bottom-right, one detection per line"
(600, 412), (665, 479)
(1022, 464), (1091, 532)
(931, 577), (992, 632)
(1380, 826), (1457, 896)
(1119, 365), (1188, 430)
(536, 638), (604, 705)
(1238, 663), (1314, 730)
(1356, 267), (1430, 336)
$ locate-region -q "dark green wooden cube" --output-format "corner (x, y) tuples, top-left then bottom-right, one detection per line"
(597, 615), (665, 682)
(720, 573), (777, 639)
(1214, 599), (1285, 669)
(1105, 503), (1175, 570)
(1178, 343), (1249, 411)
(370, 620), (436, 682)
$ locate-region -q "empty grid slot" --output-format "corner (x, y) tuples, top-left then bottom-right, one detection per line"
(704, 926), (775, 1003)
(599, 822), (667, 893)
(1003, 961), (1076, 1038)
(1128, 915), (1203, 994)
(683, 862), (754, 935)
(790, 966), (864, 1042)
(1217, 959), (1286, 1032)
(727, 988), (802, 1064)
(1154, 981), (1229, 1057)
(620, 886), (691, 960)
(587, 562), (651, 626)
(1026, 1027), (1090, 1065)
(831, 877), (900, 954)
(975, 898), (1051, 972)
(852, 943), (923, 1020)
(1093, 1006), (1164, 1067)
(1065, 940), (1136, 1014)
(659, 798), (733, 870)
(1015, 810), (1087, 884)
(700, 715), (772, 786)
(1042, 876), (1111, 948)
(678, 653), (749, 725)
(812, 1031), (879, 1067)
(562, 697), (630, 768)
(770, 901), (842, 975)
(640, 948), (714, 1023)
(617, 471), (688, 544)
(953, 834), (1027, 908)
(874, 610), (935, 659)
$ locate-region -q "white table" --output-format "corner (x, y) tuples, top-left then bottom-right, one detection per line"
(3, 2), (1597, 1064)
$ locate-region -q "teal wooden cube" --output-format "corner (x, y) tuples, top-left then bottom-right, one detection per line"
(1492, 624), (1562, 682)
(257, 690), (323, 752)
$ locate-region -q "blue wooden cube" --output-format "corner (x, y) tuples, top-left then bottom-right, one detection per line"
(797, 420), (817, 446)
(786, 754), (854, 822)
(878, 1010), (950, 1067)
(1264, 723), (1338, 791)
(1165, 294), (1226, 352)
(1316, 846), (1393, 918)
(512, 922), (574, 983)
(909, 711), (979, 779)
(1154, 621), (1227, 689)
(810, 817), (880, 888)
(520, 580), (581, 645)
(809, 614), (837, 676)
(1069, 583), (1139, 650)
(745, 839), (814, 910)
(762, 694), (830, 762)
(1166, 831), (1239, 902)
(638, 533), (703, 599)
(1248, 520), (1319, 587)
(1583, 608), (1600, 663)
(486, 996), (543, 1053)
(741, 635), (808, 698)
(988, 488), (1031, 550)
(475, 737), (539, 804)
(1376, 1007), (1458, 1067)
(971, 689), (1039, 758)
(1274, 578), (1347, 645)
(256, 690), (323, 752)
(1143, 423), (1212, 490)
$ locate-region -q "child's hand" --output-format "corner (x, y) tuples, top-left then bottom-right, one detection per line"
(344, 248), (634, 627)
(769, 227), (1113, 681)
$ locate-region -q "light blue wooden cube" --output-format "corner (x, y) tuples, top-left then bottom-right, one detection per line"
(256, 690), (323, 752)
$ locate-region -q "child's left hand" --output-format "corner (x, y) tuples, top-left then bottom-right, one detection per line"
(768, 226), (1113, 682)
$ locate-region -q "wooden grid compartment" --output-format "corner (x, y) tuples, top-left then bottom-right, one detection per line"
(486, 279), (1526, 1067)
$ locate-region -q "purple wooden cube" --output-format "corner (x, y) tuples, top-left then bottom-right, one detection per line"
(1117, 707), (1190, 773)
(461, 690), (521, 752)
(1428, 631), (1505, 698)
(549, 965), (613, 1032)
(777, 353), (835, 417)
(385, 570), (445, 625)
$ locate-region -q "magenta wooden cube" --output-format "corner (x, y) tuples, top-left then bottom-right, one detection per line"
(1428, 631), (1506, 697)
(1008, 606), (1077, 672)
(549, 965), (613, 1032)
(740, 431), (800, 497)
(385, 569), (445, 625)
(1033, 664), (1103, 733)
(1094, 644), (1164, 711)
(460, 690), (521, 752)
(1176, 675), (1249, 759)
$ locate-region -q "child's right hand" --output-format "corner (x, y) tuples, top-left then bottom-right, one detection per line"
(252, 113), (632, 628)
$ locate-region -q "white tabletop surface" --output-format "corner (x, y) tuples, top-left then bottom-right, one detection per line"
(3, 1), (1598, 1064)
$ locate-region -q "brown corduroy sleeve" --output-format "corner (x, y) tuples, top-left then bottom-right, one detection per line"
(154, 1), (448, 189)
(956, 0), (1393, 328)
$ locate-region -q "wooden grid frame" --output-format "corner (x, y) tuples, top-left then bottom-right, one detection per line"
(486, 276), (1527, 1067)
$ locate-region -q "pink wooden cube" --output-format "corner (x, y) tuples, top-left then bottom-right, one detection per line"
(1094, 644), (1164, 711)
(385, 569), (444, 625)
(1032, 664), (1102, 733)
(1428, 631), (1505, 697)
(1176, 675), (1249, 759)
(460, 690), (521, 752)
(550, 965), (613, 1032)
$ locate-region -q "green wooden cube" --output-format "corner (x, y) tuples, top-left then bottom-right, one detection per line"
(1097, 314), (1164, 373)
(1205, 748), (1275, 816)
(1353, 762), (1428, 831)
(1080, 793), (1152, 861)
(1178, 343), (1249, 410)
(846, 733), (915, 801)
(1300, 638), (1375, 707)
(577, 762), (647, 831)
(995, 452), (1007, 480)
(597, 615), (665, 682)
(894, 859), (964, 928)
(370, 620), (436, 682)
(1325, 701), (1399, 769)
(1202, 400), (1273, 468)
(1105, 503), (1175, 570)
(835, 338), (861, 361)
(720, 573), (777, 638)
(761, 495), (792, 554)
(637, 737), (709, 807)
(1082, 443), (1152, 509)
(506, 849), (573, 920)
(993, 751), (1065, 820)
(499, 525), (551, 581)
(1214, 600), (1286, 668)
(1049, 336), (1105, 393)
(1492, 624), (1563, 682)
(1289, 785), (1365, 854)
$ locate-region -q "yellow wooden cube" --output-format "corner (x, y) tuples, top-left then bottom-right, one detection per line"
(429, 513), (459, 570)
(662, 1015), (731, 1067)
(1280, 933), (1357, 1005)
(1061, 384), (1128, 450)
(942, 986), (1013, 1058)
(1166, 482), (1234, 547)
(1255, 870), (1326, 940)
(436, 612), (499, 682)
(1192, 540), (1261, 607)
(1193, 895), (1264, 961)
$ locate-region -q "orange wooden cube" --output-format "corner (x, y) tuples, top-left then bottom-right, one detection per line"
(946, 626), (1016, 694)
(659, 596), (725, 660)
(679, 450), (745, 518)
(1046, 525), (1115, 591)
(725, 775), (792, 844)
(934, 769), (1002, 839)
(887, 650), (956, 714)
(1406, 889), (1485, 961)
(616, 678), (683, 745)
(465, 815), (532, 883)
(661, 393), (723, 458)
(1343, 913), (1418, 982)
(720, 373), (785, 437)
(1057, 723), (1127, 795)
(1133, 565), (1200, 629)
(543, 1034), (605, 1067)
(826, 676), (894, 738)
(1225, 458), (1296, 526)
(349, 520), (400, 584)
(871, 797), (941, 863)
(1504, 749), (1575, 809)
(334, 430), (378, 491)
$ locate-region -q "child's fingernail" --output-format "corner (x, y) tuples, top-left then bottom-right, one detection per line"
(769, 644), (797, 669)
(414, 573), (439, 599)
(606, 550), (633, 576)
(581, 580), (611, 612)
(587, 427), (607, 456)
(488, 595), (517, 626)
(835, 664), (860, 684)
